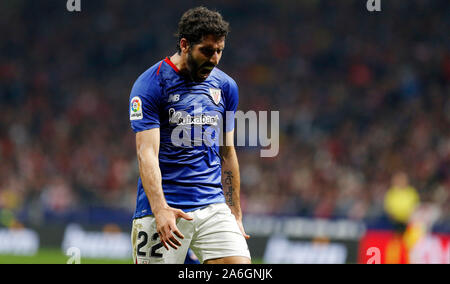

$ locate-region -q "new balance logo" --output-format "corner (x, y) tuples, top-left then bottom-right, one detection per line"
(168, 94), (180, 103)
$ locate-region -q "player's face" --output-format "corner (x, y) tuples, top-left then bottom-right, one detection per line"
(186, 34), (225, 82)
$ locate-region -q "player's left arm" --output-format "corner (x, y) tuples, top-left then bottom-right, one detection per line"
(220, 129), (250, 240)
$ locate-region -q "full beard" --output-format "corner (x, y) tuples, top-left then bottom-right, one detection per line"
(186, 52), (215, 82)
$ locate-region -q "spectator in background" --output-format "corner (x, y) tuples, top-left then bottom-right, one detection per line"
(383, 171), (420, 263)
(384, 172), (420, 234)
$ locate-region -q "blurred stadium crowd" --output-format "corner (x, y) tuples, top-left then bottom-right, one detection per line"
(0, 0), (449, 230)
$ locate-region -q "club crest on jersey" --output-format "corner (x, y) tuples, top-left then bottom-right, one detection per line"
(208, 88), (221, 105)
(130, 96), (143, 120)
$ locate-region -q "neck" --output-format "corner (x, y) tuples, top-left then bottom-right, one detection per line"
(169, 52), (187, 72)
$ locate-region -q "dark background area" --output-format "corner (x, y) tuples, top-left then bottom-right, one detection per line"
(0, 0), (449, 233)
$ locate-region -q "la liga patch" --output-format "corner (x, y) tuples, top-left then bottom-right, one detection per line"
(130, 96), (143, 120)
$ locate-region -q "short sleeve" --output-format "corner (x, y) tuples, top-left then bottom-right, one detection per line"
(223, 78), (239, 132)
(129, 71), (162, 133)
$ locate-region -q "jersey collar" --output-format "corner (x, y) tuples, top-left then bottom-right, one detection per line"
(164, 57), (180, 73)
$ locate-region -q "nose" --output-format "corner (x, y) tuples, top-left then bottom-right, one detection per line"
(209, 51), (220, 66)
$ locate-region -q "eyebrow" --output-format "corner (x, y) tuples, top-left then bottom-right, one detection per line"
(200, 46), (225, 52)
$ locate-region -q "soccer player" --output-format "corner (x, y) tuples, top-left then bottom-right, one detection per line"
(129, 7), (251, 264)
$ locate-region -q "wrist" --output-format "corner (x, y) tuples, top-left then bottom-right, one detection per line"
(151, 202), (170, 214)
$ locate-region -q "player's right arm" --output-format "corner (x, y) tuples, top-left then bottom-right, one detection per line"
(136, 128), (193, 250)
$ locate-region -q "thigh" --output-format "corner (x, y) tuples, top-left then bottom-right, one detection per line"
(190, 203), (251, 263)
(131, 216), (192, 264)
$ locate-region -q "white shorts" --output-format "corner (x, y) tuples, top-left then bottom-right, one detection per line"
(131, 203), (251, 264)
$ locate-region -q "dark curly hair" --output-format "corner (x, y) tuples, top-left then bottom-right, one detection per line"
(176, 7), (230, 53)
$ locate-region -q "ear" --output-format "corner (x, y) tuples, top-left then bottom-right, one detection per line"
(179, 38), (190, 54)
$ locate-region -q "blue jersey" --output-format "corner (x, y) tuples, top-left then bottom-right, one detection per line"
(129, 57), (239, 218)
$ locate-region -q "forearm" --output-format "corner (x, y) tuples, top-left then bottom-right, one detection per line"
(221, 146), (242, 220)
(137, 146), (168, 213)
